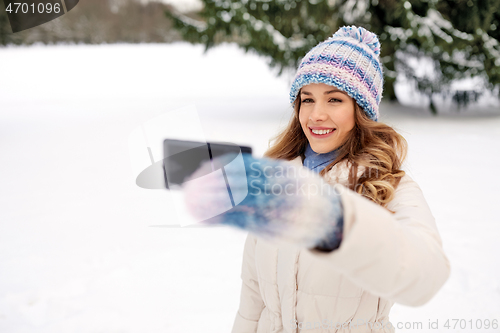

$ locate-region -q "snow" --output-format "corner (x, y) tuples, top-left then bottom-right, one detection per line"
(154, 0), (203, 13)
(1, 42), (499, 332)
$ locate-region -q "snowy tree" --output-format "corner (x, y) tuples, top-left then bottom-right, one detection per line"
(166, 0), (500, 113)
(340, 0), (500, 112)
(165, 0), (340, 75)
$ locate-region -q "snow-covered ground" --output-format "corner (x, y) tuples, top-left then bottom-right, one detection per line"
(0, 42), (499, 333)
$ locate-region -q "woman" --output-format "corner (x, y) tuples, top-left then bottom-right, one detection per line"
(182, 26), (450, 333)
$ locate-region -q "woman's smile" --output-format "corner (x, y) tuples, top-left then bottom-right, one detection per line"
(309, 127), (337, 138)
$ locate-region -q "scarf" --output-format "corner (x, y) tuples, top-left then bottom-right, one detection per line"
(303, 142), (340, 173)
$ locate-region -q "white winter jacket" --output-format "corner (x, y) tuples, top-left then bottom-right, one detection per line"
(231, 156), (451, 333)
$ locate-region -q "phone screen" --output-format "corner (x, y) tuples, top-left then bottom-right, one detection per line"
(162, 139), (252, 189)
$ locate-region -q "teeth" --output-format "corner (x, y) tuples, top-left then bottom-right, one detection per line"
(311, 128), (333, 135)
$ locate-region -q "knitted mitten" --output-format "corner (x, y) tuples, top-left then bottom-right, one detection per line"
(181, 153), (344, 251)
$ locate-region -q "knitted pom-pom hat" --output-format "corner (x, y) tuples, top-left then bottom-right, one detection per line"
(289, 26), (383, 122)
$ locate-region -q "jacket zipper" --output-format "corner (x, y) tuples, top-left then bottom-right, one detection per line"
(293, 282), (298, 330)
(293, 252), (299, 332)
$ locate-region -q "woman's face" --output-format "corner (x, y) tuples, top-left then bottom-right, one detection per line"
(298, 83), (356, 154)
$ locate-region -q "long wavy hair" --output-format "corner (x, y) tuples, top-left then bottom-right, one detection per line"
(263, 91), (408, 212)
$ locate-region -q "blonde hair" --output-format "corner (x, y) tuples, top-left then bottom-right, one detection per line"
(264, 92), (408, 211)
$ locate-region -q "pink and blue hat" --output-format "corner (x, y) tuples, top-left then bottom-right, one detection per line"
(289, 26), (384, 122)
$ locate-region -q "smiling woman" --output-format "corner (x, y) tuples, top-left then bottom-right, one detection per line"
(182, 25), (450, 333)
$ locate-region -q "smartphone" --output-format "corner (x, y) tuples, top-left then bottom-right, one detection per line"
(162, 139), (252, 190)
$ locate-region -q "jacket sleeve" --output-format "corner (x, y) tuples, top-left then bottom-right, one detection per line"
(305, 174), (451, 306)
(231, 233), (265, 333)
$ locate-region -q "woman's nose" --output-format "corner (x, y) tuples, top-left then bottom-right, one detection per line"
(309, 104), (328, 122)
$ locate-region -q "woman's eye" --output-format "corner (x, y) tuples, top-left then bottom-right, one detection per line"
(301, 97), (342, 103)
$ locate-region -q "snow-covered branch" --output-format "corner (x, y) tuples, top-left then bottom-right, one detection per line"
(478, 29), (500, 66)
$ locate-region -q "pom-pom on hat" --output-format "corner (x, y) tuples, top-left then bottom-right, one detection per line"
(289, 26), (384, 122)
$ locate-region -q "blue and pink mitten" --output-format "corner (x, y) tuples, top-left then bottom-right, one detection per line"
(181, 153), (344, 252)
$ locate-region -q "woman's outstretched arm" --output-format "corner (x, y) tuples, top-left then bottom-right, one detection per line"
(306, 174), (451, 306)
(182, 153), (449, 306)
(231, 233), (265, 333)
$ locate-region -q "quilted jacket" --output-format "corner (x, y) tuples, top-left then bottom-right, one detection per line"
(231, 155), (451, 333)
